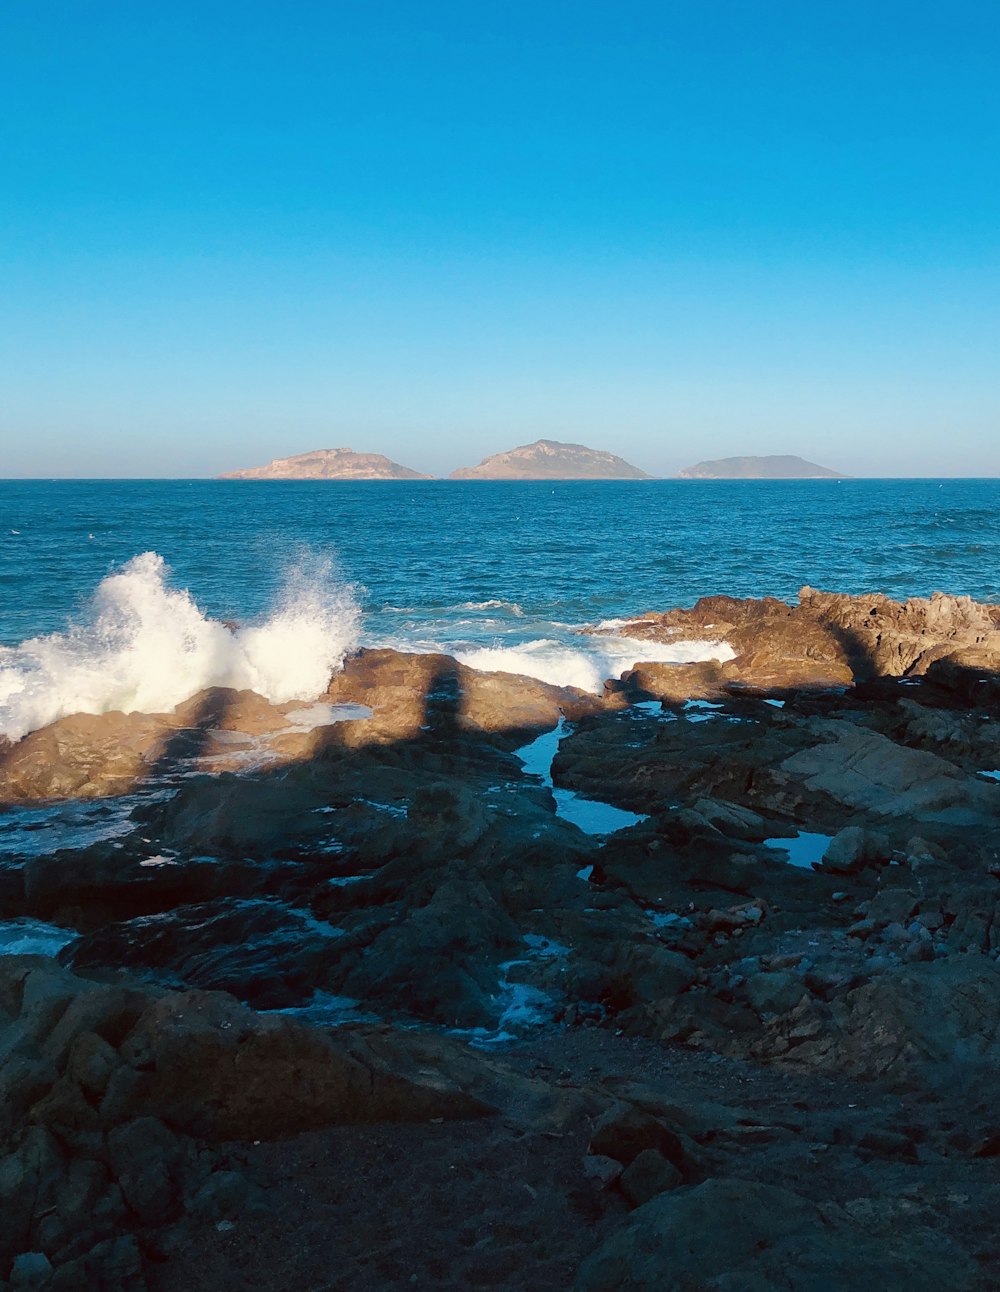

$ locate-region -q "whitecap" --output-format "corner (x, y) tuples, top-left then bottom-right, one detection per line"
(454, 635), (734, 694)
(454, 599), (526, 617)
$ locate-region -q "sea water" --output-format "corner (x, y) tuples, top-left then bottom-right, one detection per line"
(1, 477), (999, 740)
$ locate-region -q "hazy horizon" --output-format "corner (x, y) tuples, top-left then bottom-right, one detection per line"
(2, 2), (997, 478)
(5, 457), (1000, 481)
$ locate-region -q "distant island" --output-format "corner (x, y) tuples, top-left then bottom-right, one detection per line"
(677, 455), (847, 479)
(449, 439), (652, 480)
(220, 442), (848, 482)
(219, 448), (431, 480)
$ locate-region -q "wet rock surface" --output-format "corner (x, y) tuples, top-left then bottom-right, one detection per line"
(1, 593), (1000, 1287)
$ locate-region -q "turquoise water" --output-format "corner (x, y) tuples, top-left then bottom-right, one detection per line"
(3, 478), (998, 640)
(1, 478), (998, 738)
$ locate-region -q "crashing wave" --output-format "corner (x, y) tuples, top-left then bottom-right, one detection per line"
(0, 551), (361, 741)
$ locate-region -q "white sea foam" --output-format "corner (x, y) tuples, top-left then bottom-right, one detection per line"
(454, 635), (734, 694)
(455, 599), (525, 617)
(593, 616), (636, 631)
(0, 551), (360, 741)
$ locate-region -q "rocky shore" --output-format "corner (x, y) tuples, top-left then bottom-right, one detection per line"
(2, 588), (1000, 1289)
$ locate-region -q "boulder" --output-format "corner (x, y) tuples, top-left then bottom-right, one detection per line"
(589, 1104), (691, 1175)
(689, 798), (769, 841)
(107, 1117), (182, 1225)
(0, 1126), (65, 1260)
(821, 826), (891, 873)
(0, 685), (348, 804)
(618, 1149), (682, 1207)
(9, 1252), (53, 1288)
(745, 970), (807, 1017)
(573, 1177), (978, 1291)
(0, 711), (179, 803)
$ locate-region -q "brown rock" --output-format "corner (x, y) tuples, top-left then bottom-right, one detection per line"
(782, 724), (1000, 823)
(323, 648), (602, 745)
(608, 587), (1000, 693)
(0, 710), (180, 802)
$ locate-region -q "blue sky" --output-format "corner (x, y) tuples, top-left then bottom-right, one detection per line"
(1, 1), (998, 477)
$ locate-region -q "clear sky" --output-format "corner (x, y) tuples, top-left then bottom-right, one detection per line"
(1, 1), (998, 477)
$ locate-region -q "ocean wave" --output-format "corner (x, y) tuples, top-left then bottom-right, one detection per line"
(453, 635), (734, 694)
(378, 599), (527, 619)
(454, 599), (526, 617)
(0, 551), (360, 741)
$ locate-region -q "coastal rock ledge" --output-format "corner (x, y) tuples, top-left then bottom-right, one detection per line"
(2, 586), (1000, 1288)
(604, 585), (1000, 695)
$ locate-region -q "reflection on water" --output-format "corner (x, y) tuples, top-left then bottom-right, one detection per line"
(515, 721), (646, 837)
(764, 831), (834, 869)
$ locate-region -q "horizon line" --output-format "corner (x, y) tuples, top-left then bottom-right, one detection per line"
(4, 475), (1000, 483)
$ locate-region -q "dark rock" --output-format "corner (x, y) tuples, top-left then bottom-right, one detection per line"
(573, 1177), (979, 1291)
(0, 1126), (65, 1261)
(65, 1032), (118, 1097)
(582, 1155), (623, 1189)
(0, 1057), (59, 1137)
(868, 888), (921, 926)
(107, 1117), (182, 1225)
(29, 1074), (100, 1134)
(65, 898), (343, 1010)
(48, 1234), (145, 1292)
(111, 988), (493, 1140)
(9, 1252), (52, 1288)
(745, 970), (807, 1017)
(589, 1104), (689, 1174)
(857, 1128), (918, 1160)
(822, 826), (891, 873)
(618, 1149), (682, 1207)
(46, 1158), (113, 1261)
(338, 878), (525, 1028)
(186, 1170), (251, 1224)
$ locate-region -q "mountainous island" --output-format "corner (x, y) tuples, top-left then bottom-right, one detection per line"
(450, 439), (652, 479)
(219, 448), (431, 480)
(677, 455), (846, 479)
(219, 445), (848, 482)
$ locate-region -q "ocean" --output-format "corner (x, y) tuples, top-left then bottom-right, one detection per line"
(1, 477), (998, 741)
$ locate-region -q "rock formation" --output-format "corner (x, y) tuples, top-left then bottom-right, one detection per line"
(605, 585), (1000, 692)
(449, 439), (652, 479)
(219, 448), (431, 480)
(2, 587), (1000, 1287)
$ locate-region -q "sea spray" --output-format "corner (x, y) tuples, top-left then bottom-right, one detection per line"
(0, 551), (361, 740)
